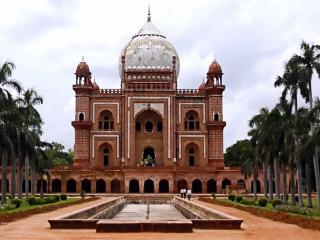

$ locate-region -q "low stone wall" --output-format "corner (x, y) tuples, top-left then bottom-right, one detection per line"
(48, 197), (125, 229)
(172, 197), (243, 229)
(125, 194), (172, 204)
(96, 220), (193, 233)
(90, 200), (125, 219)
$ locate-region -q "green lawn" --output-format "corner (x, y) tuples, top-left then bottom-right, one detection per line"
(216, 197), (320, 220)
(0, 197), (80, 214)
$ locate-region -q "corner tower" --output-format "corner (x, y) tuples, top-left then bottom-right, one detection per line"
(205, 60), (226, 168)
(72, 58), (93, 168)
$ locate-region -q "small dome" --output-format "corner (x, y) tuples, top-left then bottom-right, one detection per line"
(76, 58), (91, 77)
(199, 81), (205, 90)
(199, 81), (206, 94)
(208, 60), (222, 75)
(92, 80), (99, 90)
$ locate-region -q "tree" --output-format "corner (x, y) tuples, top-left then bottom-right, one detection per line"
(0, 61), (22, 204)
(249, 107), (272, 199)
(224, 140), (252, 167)
(275, 60), (309, 207)
(36, 142), (53, 198)
(290, 41), (320, 208)
(14, 88), (43, 198)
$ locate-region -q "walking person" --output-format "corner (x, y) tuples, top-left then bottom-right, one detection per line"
(183, 188), (187, 199)
(187, 189), (192, 201)
(180, 188), (184, 198)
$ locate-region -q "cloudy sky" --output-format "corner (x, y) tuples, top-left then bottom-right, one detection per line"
(1, 0), (320, 151)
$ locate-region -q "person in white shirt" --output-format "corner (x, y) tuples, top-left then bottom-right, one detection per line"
(180, 188), (184, 198)
(182, 188), (187, 199)
(187, 189), (192, 201)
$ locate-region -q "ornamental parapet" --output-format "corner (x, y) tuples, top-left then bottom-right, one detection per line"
(177, 89), (199, 95)
(99, 89), (122, 95)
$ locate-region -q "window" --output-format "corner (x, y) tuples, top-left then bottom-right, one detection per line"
(214, 113), (219, 121)
(98, 111), (114, 130)
(189, 148), (195, 166)
(103, 148), (109, 167)
(145, 121), (153, 132)
(184, 111), (200, 130)
(135, 122), (141, 131)
(79, 113), (84, 121)
(157, 122), (162, 132)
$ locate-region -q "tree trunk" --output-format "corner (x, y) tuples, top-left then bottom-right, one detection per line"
(294, 95), (303, 207)
(30, 155), (35, 196)
(308, 76), (320, 208)
(17, 155), (23, 199)
(274, 156), (280, 199)
(289, 163), (296, 205)
(306, 160), (312, 208)
(1, 150), (8, 205)
(47, 174), (51, 193)
(268, 161), (273, 200)
(253, 176), (257, 200)
(40, 173), (44, 198)
(263, 160), (268, 198)
(25, 155), (29, 199)
(297, 164), (304, 207)
(10, 154), (16, 200)
(314, 147), (320, 208)
(282, 165), (288, 204)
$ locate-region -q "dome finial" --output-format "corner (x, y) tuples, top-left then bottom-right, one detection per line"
(82, 56), (85, 62)
(147, 5), (151, 22)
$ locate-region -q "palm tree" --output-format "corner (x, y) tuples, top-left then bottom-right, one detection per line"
(249, 107), (272, 199)
(290, 41), (320, 208)
(15, 89), (43, 198)
(275, 99), (295, 204)
(241, 140), (261, 200)
(0, 61), (22, 204)
(36, 142), (53, 198)
(275, 60), (309, 207)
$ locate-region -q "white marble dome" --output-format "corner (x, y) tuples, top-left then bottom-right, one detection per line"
(119, 12), (180, 79)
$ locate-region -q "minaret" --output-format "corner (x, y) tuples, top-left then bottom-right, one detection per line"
(72, 57), (93, 168)
(205, 59), (226, 168)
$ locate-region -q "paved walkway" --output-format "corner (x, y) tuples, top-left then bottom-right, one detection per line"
(0, 197), (319, 240)
(113, 204), (185, 220)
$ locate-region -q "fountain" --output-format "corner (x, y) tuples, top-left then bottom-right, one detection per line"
(48, 196), (243, 232)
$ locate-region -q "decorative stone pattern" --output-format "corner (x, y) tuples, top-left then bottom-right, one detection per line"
(75, 130), (90, 160)
(208, 96), (223, 121)
(76, 96), (90, 120)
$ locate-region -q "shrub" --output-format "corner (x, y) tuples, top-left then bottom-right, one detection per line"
(38, 198), (47, 205)
(11, 199), (22, 208)
(258, 197), (268, 207)
(240, 198), (257, 206)
(27, 196), (37, 206)
(235, 196), (243, 203)
(45, 196), (58, 204)
(60, 194), (67, 201)
(228, 194), (235, 201)
(272, 199), (283, 208)
(53, 195), (60, 202)
(80, 191), (87, 200)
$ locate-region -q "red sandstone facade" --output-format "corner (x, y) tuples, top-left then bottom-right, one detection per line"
(49, 13), (260, 195)
(1, 12), (268, 195)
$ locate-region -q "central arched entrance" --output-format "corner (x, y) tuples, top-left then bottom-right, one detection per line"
(135, 109), (163, 166)
(144, 179), (154, 193)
